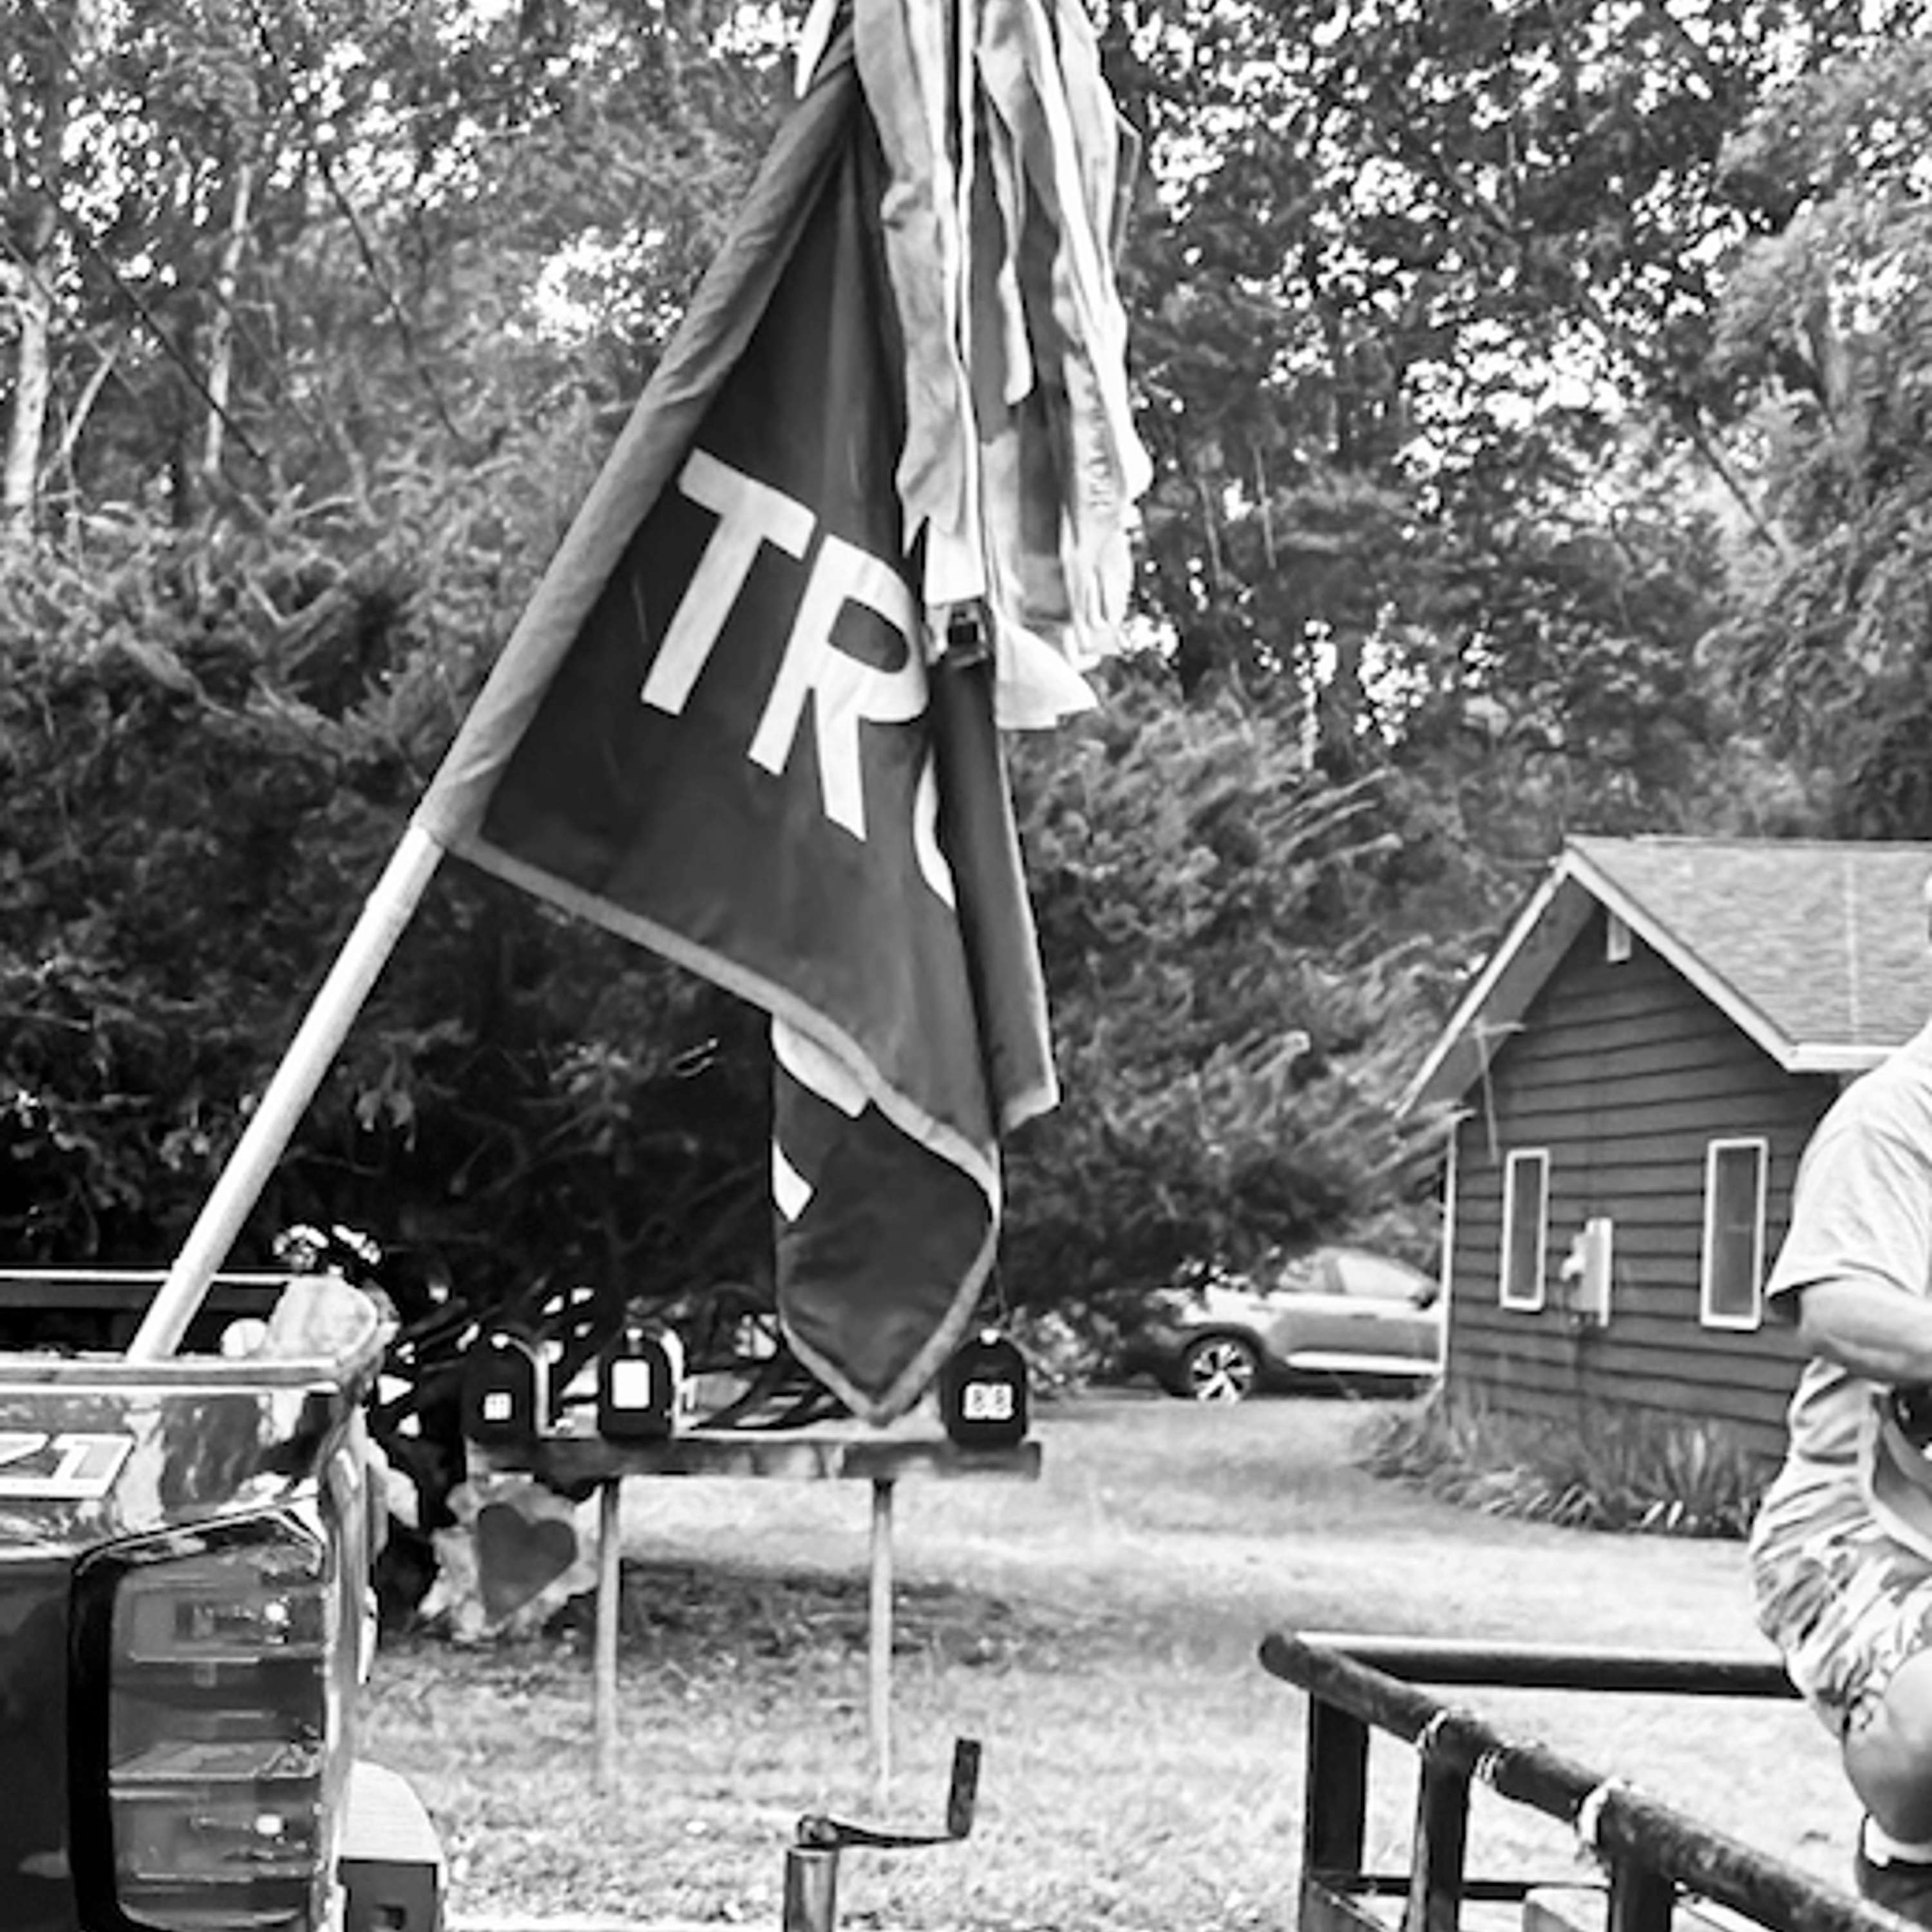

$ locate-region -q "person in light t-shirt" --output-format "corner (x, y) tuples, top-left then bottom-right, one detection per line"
(1753, 878), (1932, 1924)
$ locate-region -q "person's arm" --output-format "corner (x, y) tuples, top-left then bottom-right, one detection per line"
(1772, 1092), (1932, 1385)
(1797, 1275), (1932, 1385)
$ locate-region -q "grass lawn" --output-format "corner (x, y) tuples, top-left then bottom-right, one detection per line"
(361, 1390), (1853, 1929)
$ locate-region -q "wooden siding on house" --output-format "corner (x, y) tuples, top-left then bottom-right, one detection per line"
(1445, 910), (1835, 1464)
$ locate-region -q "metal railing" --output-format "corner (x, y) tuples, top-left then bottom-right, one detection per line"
(1260, 1630), (1901, 1932)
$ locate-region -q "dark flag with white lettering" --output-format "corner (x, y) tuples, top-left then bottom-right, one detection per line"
(413, 47), (1056, 1421)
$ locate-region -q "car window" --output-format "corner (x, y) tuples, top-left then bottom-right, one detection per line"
(1331, 1251), (1428, 1303)
(1274, 1251), (1339, 1296)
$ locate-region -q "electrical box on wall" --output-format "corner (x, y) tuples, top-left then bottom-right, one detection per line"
(1562, 1217), (1614, 1326)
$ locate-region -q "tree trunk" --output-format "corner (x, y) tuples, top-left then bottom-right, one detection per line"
(202, 161), (255, 481)
(2, 225), (54, 532)
(3, 2), (79, 538)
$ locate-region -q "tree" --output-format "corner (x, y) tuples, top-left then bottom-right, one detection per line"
(1101, 0), (1882, 808)
(1, 0), (792, 529)
(1004, 667), (1453, 1303)
(1703, 39), (1932, 834)
(0, 499), (773, 1311)
(1, 0), (96, 529)
(0, 0), (1889, 1339)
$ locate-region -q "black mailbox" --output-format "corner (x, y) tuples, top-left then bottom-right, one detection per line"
(460, 1331), (549, 1447)
(596, 1324), (683, 1441)
(939, 1329), (1028, 1449)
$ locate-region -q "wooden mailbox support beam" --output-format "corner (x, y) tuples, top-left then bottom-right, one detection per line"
(520, 1428), (1043, 1806)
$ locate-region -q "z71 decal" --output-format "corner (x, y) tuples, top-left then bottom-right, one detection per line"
(0, 1431), (133, 1499)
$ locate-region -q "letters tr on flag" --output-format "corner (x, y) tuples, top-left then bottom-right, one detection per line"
(415, 48), (1061, 1423)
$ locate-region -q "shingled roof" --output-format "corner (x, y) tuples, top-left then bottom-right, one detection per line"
(1401, 836), (1932, 1117)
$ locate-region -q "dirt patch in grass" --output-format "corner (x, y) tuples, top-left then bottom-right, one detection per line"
(364, 1392), (1855, 1929)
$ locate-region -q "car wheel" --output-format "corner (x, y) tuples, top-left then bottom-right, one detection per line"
(1182, 1334), (1260, 1404)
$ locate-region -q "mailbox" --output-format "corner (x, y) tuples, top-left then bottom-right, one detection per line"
(460, 1331), (549, 1447)
(596, 1324), (685, 1441)
(939, 1329), (1028, 1449)
(342, 1763), (444, 1932)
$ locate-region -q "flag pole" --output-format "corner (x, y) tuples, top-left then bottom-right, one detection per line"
(129, 55), (858, 1362)
(127, 824), (447, 1359)
(116, 33), (897, 1372)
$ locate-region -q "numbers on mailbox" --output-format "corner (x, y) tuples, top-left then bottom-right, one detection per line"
(961, 1383), (1016, 1423)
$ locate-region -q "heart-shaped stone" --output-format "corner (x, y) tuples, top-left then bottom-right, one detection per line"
(474, 1502), (579, 1622)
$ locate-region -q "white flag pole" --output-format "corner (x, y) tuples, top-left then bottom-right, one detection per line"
(128, 46), (867, 1362)
(127, 823), (448, 1359)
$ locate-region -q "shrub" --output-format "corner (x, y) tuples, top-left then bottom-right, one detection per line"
(1359, 1385), (1772, 1539)
(1003, 1302), (1126, 1399)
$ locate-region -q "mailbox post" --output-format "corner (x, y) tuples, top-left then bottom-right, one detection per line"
(493, 1428), (1042, 1800)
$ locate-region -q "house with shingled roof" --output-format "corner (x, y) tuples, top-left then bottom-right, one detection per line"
(1403, 835), (1932, 1462)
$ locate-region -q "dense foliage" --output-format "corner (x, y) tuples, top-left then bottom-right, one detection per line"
(3, 0), (1926, 1325)
(0, 505), (772, 1303)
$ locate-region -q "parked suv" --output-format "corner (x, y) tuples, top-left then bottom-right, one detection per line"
(1121, 1246), (1443, 1403)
